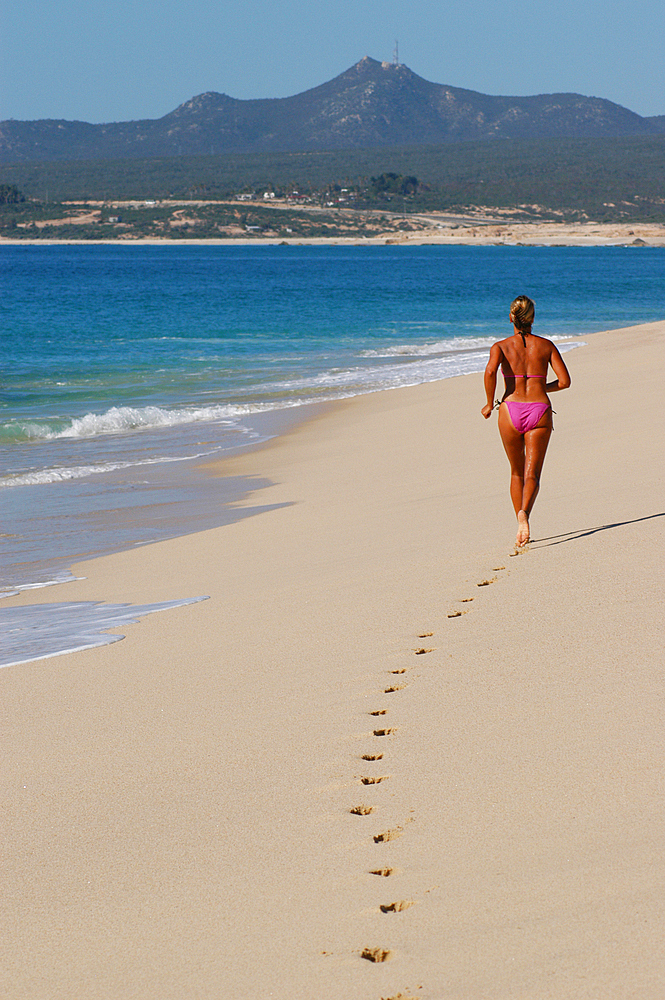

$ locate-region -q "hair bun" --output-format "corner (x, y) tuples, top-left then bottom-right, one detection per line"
(510, 295), (535, 331)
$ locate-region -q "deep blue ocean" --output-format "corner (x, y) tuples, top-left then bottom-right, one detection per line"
(2, 243), (664, 601)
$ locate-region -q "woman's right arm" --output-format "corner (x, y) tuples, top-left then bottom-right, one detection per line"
(482, 344), (502, 418)
(546, 344), (571, 393)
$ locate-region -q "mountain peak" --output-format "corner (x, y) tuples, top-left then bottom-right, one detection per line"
(167, 92), (234, 118)
(1, 59), (663, 163)
(351, 55), (410, 75)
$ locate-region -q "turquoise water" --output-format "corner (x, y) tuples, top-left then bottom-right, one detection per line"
(2, 243), (664, 594)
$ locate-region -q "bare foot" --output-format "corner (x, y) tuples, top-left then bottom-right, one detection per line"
(516, 510), (530, 547)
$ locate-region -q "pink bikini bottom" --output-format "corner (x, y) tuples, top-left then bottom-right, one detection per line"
(505, 401), (551, 434)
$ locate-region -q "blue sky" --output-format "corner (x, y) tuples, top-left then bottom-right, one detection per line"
(1, 0), (664, 123)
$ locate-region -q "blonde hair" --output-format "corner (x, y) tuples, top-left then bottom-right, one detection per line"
(510, 295), (535, 332)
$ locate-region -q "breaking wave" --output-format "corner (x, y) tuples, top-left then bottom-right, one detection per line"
(359, 333), (577, 358)
(359, 336), (496, 357)
(0, 450), (220, 488)
(2, 403), (247, 444)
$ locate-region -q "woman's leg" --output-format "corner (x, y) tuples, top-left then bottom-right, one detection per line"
(497, 404), (526, 515)
(521, 422), (552, 517)
(517, 417), (553, 544)
(498, 406), (552, 545)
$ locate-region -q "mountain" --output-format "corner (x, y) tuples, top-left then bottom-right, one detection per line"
(2, 57), (664, 163)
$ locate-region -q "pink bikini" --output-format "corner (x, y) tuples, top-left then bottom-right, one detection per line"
(501, 369), (551, 433)
(505, 400), (551, 433)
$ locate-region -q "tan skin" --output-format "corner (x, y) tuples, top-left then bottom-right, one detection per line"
(482, 313), (571, 546)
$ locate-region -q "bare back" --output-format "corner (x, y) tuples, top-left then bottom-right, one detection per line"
(496, 333), (561, 402)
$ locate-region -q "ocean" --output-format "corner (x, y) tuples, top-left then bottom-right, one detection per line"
(2, 243), (664, 662)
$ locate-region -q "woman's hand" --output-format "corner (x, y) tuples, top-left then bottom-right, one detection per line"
(481, 403), (494, 419)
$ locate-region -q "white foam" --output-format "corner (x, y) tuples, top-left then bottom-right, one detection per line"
(0, 596), (209, 668)
(359, 336), (496, 357)
(359, 334), (580, 358)
(0, 573), (81, 599)
(0, 449), (219, 488)
(7, 403), (245, 443)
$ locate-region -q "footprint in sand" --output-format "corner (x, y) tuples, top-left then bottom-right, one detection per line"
(460, 597), (474, 603)
(418, 632), (433, 638)
(477, 577), (497, 587)
(350, 804), (374, 815)
(361, 775), (389, 785)
(373, 728), (396, 737)
(374, 827), (403, 843)
(362, 753), (383, 761)
(370, 867), (394, 877)
(361, 947), (392, 963)
(380, 900), (416, 913)
(384, 685), (406, 693)
(369, 709), (387, 716)
(493, 566), (506, 571)
(390, 668), (407, 674)
(414, 647), (434, 655)
(447, 610), (466, 618)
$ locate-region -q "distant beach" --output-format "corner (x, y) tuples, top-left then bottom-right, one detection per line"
(3, 218), (665, 245)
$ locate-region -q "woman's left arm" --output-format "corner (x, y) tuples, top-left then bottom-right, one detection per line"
(546, 344), (571, 393)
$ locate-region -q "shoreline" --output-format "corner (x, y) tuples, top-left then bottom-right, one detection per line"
(0, 401), (332, 599)
(3, 320), (664, 997)
(2, 336), (587, 609)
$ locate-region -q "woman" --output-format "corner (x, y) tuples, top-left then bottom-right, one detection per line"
(482, 295), (571, 547)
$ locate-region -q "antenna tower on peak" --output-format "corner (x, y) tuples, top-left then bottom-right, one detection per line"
(392, 40), (399, 66)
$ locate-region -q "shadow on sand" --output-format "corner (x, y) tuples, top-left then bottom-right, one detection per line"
(531, 511), (665, 548)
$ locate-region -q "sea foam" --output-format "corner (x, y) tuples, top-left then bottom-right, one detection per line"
(4, 403), (244, 443)
(359, 336), (496, 357)
(359, 333), (580, 358)
(1, 596), (209, 668)
(1, 450), (218, 488)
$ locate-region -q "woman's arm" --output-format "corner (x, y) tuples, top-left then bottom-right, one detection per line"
(482, 344), (502, 418)
(546, 344), (572, 393)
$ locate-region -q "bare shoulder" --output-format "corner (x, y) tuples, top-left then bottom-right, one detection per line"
(533, 334), (558, 354)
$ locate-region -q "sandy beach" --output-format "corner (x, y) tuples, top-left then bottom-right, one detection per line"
(3, 219), (665, 246)
(2, 320), (664, 998)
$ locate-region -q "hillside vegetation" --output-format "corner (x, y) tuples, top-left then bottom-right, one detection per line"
(2, 137), (665, 222)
